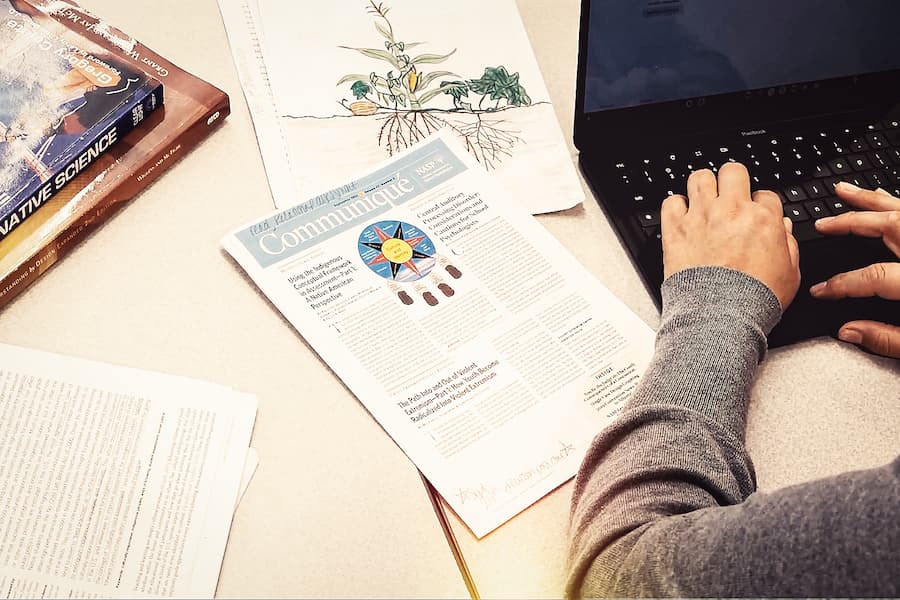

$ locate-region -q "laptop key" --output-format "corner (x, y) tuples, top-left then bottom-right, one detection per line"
(784, 204), (810, 223)
(812, 163), (832, 178)
(847, 154), (872, 171)
(868, 150), (893, 169)
(825, 197), (851, 214)
(784, 185), (807, 202)
(865, 170), (888, 189)
(885, 165), (900, 183)
(828, 158), (852, 174)
(637, 210), (660, 227)
(865, 133), (887, 149)
(844, 174), (869, 189)
(849, 137), (870, 152)
(750, 173), (765, 189)
(803, 180), (828, 199)
(803, 200), (830, 219)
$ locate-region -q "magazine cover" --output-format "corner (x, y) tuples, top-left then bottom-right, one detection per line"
(0, 0), (163, 241)
(0, 0), (229, 310)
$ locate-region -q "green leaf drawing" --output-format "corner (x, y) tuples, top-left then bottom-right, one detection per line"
(506, 84), (531, 106)
(417, 70), (458, 90)
(350, 80), (372, 99)
(467, 66), (532, 107)
(374, 21), (392, 40)
(339, 46), (401, 69)
(410, 49), (457, 65)
(416, 88), (443, 105)
(418, 79), (468, 106)
(439, 80), (469, 100)
(336, 73), (370, 86)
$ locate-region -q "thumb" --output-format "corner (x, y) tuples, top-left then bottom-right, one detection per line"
(838, 320), (900, 358)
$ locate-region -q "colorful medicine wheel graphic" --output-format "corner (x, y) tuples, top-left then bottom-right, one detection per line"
(358, 220), (437, 282)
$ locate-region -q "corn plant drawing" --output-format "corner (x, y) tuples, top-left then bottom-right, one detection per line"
(337, 0), (533, 169)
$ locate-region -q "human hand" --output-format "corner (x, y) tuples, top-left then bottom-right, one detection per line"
(661, 163), (800, 309)
(810, 182), (900, 358)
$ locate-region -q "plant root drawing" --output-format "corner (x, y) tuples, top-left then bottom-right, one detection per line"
(337, 0), (532, 170)
(375, 109), (523, 170)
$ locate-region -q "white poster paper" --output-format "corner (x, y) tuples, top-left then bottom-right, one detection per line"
(219, 0), (583, 214)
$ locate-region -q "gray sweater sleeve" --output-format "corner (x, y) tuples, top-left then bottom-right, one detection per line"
(566, 266), (900, 598)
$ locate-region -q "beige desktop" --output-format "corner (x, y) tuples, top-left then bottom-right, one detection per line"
(0, 0), (896, 597)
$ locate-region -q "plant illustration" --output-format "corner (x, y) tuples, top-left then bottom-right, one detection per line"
(336, 1), (534, 169)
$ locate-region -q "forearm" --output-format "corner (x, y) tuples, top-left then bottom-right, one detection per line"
(567, 267), (781, 596)
(567, 267), (899, 597)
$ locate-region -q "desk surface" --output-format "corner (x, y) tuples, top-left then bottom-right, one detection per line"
(1, 0), (898, 598)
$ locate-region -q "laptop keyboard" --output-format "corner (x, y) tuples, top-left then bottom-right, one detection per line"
(612, 119), (900, 243)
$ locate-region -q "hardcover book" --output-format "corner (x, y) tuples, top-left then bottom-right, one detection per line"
(0, 2), (163, 241)
(0, 0), (230, 308)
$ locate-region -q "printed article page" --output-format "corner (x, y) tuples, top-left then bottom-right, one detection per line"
(0, 343), (257, 598)
(223, 131), (654, 537)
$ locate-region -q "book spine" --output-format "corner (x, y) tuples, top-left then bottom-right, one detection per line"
(0, 93), (228, 308)
(0, 82), (165, 243)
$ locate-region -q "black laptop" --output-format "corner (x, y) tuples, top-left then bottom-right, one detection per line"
(575, 0), (900, 347)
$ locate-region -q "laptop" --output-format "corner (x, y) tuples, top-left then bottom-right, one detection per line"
(575, 0), (900, 347)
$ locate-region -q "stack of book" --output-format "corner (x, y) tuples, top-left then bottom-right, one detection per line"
(0, 0), (230, 308)
(0, 1), (252, 596)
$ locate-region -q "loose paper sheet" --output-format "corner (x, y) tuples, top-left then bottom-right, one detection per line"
(218, 0), (583, 215)
(236, 447), (259, 510)
(222, 131), (653, 537)
(0, 343), (257, 598)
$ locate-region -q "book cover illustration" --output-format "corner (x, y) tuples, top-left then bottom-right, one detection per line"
(0, 0), (163, 241)
(0, 0), (228, 310)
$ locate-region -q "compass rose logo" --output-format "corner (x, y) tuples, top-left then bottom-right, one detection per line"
(358, 220), (437, 282)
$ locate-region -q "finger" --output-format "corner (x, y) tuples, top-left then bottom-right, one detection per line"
(809, 262), (900, 300)
(837, 321), (900, 359)
(686, 169), (718, 212)
(835, 181), (900, 211)
(716, 162), (751, 202)
(783, 217), (800, 270)
(661, 193), (688, 222)
(660, 194), (687, 218)
(814, 210), (900, 240)
(752, 189), (783, 218)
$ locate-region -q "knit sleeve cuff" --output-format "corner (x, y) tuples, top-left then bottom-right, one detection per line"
(662, 267), (783, 338)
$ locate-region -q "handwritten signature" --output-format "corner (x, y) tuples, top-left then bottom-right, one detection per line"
(454, 440), (577, 509)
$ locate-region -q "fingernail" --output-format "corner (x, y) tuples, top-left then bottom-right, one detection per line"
(814, 216), (833, 229)
(836, 181), (860, 193)
(838, 327), (862, 344)
(810, 281), (827, 296)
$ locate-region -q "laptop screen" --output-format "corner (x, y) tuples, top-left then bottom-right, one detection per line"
(584, 0), (900, 113)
